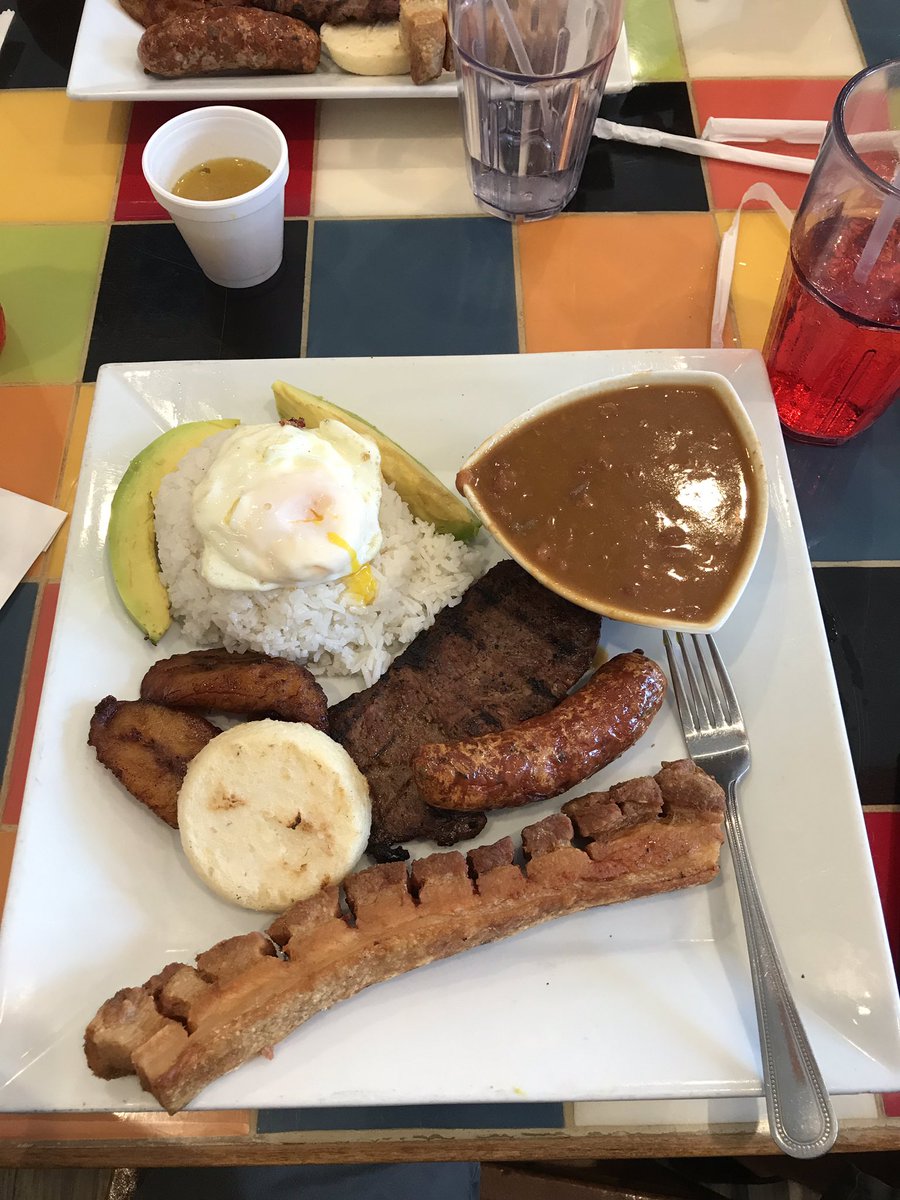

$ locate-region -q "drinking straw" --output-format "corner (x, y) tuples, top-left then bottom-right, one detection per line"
(854, 162), (900, 285)
(488, 0), (536, 74)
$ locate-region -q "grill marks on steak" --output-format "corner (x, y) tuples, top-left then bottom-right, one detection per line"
(329, 561), (601, 855)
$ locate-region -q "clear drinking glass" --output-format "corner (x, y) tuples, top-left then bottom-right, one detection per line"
(763, 60), (900, 444)
(448, 0), (624, 222)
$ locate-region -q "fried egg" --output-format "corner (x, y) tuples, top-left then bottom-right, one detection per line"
(192, 420), (383, 593)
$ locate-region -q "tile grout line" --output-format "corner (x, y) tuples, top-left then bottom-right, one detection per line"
(52, 386), (83, 515)
(0, 580), (43, 827)
(298, 100), (322, 358)
(511, 223), (526, 353)
(681, 65), (741, 349)
(837, 0), (868, 69)
(108, 100), (132, 227)
(299, 218), (315, 359)
(812, 561), (900, 568)
(76, 219), (115, 389)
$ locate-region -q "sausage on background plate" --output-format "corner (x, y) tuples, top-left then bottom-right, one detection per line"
(138, 8), (321, 77)
(412, 651), (667, 812)
(120, 0), (242, 29)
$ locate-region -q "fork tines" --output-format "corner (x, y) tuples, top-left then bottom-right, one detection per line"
(663, 632), (742, 734)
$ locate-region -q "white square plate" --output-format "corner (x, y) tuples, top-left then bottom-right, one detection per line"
(2, 350), (898, 1112)
(67, 0), (633, 101)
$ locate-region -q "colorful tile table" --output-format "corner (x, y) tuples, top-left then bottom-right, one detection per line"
(1, 0), (899, 1168)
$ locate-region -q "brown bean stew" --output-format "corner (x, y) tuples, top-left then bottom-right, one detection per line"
(457, 382), (759, 625)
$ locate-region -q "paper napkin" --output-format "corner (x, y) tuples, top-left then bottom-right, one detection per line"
(0, 11), (13, 55)
(0, 489), (66, 610)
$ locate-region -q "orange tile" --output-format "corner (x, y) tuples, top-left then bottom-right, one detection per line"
(47, 384), (95, 580)
(0, 1109), (251, 1141)
(519, 214), (731, 352)
(0, 385), (75, 505)
(3, 584), (59, 825)
(0, 829), (16, 919)
(691, 80), (844, 210)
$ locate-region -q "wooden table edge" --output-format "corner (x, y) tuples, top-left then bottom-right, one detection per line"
(2, 1123), (899, 1166)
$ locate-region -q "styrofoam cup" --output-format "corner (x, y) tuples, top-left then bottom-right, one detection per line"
(142, 106), (289, 289)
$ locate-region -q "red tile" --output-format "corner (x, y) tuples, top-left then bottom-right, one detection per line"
(884, 1093), (900, 1118)
(3, 583), (59, 825)
(692, 80), (845, 210)
(116, 100), (315, 221)
(864, 810), (900, 975)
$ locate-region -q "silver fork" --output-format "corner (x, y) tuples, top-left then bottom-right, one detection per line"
(663, 631), (838, 1159)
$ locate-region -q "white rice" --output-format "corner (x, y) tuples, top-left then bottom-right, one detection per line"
(154, 431), (490, 686)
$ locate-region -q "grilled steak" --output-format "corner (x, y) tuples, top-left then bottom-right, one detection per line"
(329, 561), (601, 856)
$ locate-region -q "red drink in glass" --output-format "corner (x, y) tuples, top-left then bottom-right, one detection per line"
(765, 216), (900, 444)
(763, 61), (900, 445)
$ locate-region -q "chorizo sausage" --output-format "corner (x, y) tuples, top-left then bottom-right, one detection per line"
(138, 8), (321, 77)
(411, 652), (666, 812)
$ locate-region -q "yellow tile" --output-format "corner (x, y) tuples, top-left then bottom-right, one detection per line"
(0, 93), (128, 223)
(715, 211), (790, 351)
(48, 384), (95, 580)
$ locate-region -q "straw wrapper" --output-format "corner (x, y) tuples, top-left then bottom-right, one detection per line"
(711, 182), (793, 349)
(701, 118), (827, 145)
(593, 119), (816, 174)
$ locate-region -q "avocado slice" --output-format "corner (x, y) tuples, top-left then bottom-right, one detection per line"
(108, 419), (239, 643)
(272, 381), (481, 543)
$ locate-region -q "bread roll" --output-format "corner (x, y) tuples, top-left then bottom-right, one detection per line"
(399, 0), (447, 83)
(320, 20), (410, 74)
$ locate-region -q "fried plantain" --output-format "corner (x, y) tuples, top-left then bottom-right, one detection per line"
(140, 648), (329, 730)
(89, 697), (220, 828)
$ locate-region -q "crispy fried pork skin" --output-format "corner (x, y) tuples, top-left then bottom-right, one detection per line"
(84, 760), (724, 1112)
(329, 561), (601, 855)
(140, 648), (329, 731)
(88, 697), (220, 828)
(413, 652), (666, 812)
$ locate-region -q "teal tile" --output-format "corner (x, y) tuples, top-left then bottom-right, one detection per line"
(307, 219), (518, 357)
(786, 403), (900, 561)
(845, 0), (900, 63)
(0, 584), (37, 783)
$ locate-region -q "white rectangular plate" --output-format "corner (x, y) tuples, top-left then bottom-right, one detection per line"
(67, 0), (633, 101)
(2, 350), (899, 1113)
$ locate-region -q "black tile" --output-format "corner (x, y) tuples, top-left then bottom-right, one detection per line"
(814, 566), (900, 806)
(568, 82), (709, 213)
(845, 0), (900, 66)
(256, 1101), (565, 1133)
(0, 583), (37, 782)
(84, 221), (307, 381)
(0, 0), (85, 89)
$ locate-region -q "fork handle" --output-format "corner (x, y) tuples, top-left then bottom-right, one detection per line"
(725, 781), (838, 1158)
